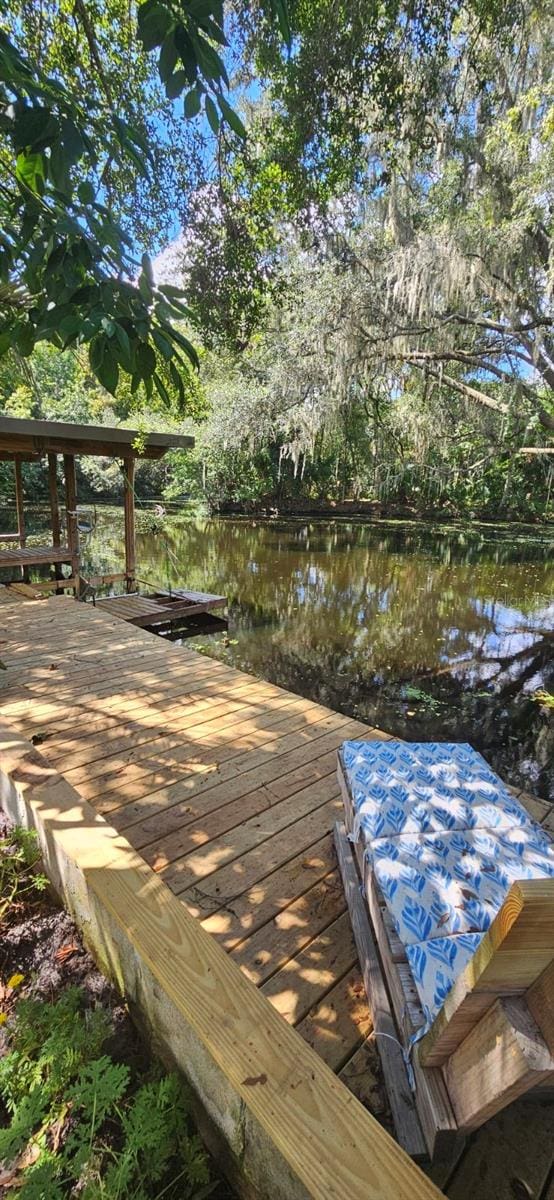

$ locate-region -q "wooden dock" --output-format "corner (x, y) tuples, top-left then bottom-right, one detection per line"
(1, 589), (553, 1199)
(94, 588), (227, 630)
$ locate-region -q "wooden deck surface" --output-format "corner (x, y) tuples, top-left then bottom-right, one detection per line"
(0, 543), (72, 567)
(1, 588), (553, 1198)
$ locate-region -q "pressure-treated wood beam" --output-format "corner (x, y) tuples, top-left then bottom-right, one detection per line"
(418, 879), (554, 1067)
(123, 457), (136, 592)
(63, 453), (80, 593)
(445, 996), (554, 1131)
(526, 957), (554, 1055)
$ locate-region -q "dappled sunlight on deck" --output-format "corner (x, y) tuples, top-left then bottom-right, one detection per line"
(0, 591), (382, 1097)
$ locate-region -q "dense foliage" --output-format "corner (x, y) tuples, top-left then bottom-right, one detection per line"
(0, 0), (552, 520)
(173, 0), (553, 520)
(0, 0), (288, 403)
(0, 827), (214, 1200)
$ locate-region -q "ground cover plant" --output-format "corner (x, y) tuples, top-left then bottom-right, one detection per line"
(0, 818), (226, 1200)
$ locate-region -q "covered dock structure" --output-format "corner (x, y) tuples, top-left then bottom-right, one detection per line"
(0, 415), (225, 629)
(0, 413), (194, 594)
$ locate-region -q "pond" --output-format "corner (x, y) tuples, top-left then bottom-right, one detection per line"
(4, 507), (554, 799)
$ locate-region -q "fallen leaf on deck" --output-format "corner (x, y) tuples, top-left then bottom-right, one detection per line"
(242, 1073), (267, 1086)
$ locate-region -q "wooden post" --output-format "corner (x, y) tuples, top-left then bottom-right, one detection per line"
(63, 453), (80, 595)
(418, 879), (554, 1066)
(123, 457), (135, 592)
(48, 452), (63, 585)
(526, 957), (554, 1054)
(445, 996), (554, 1131)
(13, 455), (28, 581)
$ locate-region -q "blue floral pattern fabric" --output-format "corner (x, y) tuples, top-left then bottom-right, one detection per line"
(341, 740), (531, 842)
(405, 934), (484, 1026)
(341, 740), (554, 1026)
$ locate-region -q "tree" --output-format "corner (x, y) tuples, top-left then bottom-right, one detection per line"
(0, 1), (290, 402)
(181, 2), (552, 514)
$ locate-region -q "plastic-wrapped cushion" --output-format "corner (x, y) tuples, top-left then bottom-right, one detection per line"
(370, 827), (554, 944)
(341, 740), (532, 842)
(341, 740), (554, 1026)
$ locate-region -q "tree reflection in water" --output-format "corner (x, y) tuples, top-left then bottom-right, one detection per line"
(83, 515), (553, 799)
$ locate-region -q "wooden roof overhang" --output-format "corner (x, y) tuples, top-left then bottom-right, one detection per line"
(0, 416), (195, 461)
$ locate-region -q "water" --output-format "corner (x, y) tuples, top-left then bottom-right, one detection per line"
(4, 507), (554, 797)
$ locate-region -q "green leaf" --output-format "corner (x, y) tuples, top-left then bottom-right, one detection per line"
(169, 359), (186, 409)
(77, 181), (95, 204)
(153, 370), (170, 406)
(152, 328), (173, 359)
(194, 34), (229, 86)
(15, 324), (34, 356)
(139, 272), (153, 304)
(174, 26), (198, 83)
(59, 314), (82, 345)
(218, 95), (246, 139)
(166, 325), (199, 369)
(13, 107), (58, 150)
(59, 117), (85, 165)
(165, 69), (189, 100)
(89, 336), (105, 372)
(205, 96), (220, 136)
(0, 331), (12, 357)
(158, 283), (188, 299)
(141, 252), (154, 285)
(114, 322), (132, 368)
(158, 32), (179, 83)
(16, 151), (45, 194)
(184, 86), (201, 118)
(270, 0), (292, 46)
(137, 2), (173, 51)
(136, 341), (156, 378)
(96, 351), (119, 395)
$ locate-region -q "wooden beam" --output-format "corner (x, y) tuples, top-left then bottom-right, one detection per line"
(7, 577), (77, 597)
(334, 821), (427, 1160)
(526, 958), (554, 1055)
(418, 879), (554, 1067)
(445, 997), (554, 1132)
(13, 455), (28, 582)
(63, 453), (80, 593)
(123, 457), (136, 591)
(48, 452), (63, 581)
(0, 725), (446, 1200)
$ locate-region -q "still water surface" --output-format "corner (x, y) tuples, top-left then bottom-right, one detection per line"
(6, 508), (554, 798)
(84, 511), (554, 799)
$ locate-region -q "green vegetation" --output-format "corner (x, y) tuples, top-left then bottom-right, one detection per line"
(0, 2), (552, 520)
(0, 992), (212, 1199)
(0, 827), (47, 923)
(0, 827), (215, 1199)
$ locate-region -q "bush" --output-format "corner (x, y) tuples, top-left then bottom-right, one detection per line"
(0, 989), (214, 1199)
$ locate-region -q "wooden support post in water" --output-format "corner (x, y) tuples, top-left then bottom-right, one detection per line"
(123, 456), (135, 592)
(63, 453), (80, 595)
(48, 452), (63, 584)
(13, 455), (28, 581)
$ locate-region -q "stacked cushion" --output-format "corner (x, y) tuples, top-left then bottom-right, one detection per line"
(341, 741), (554, 1026)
